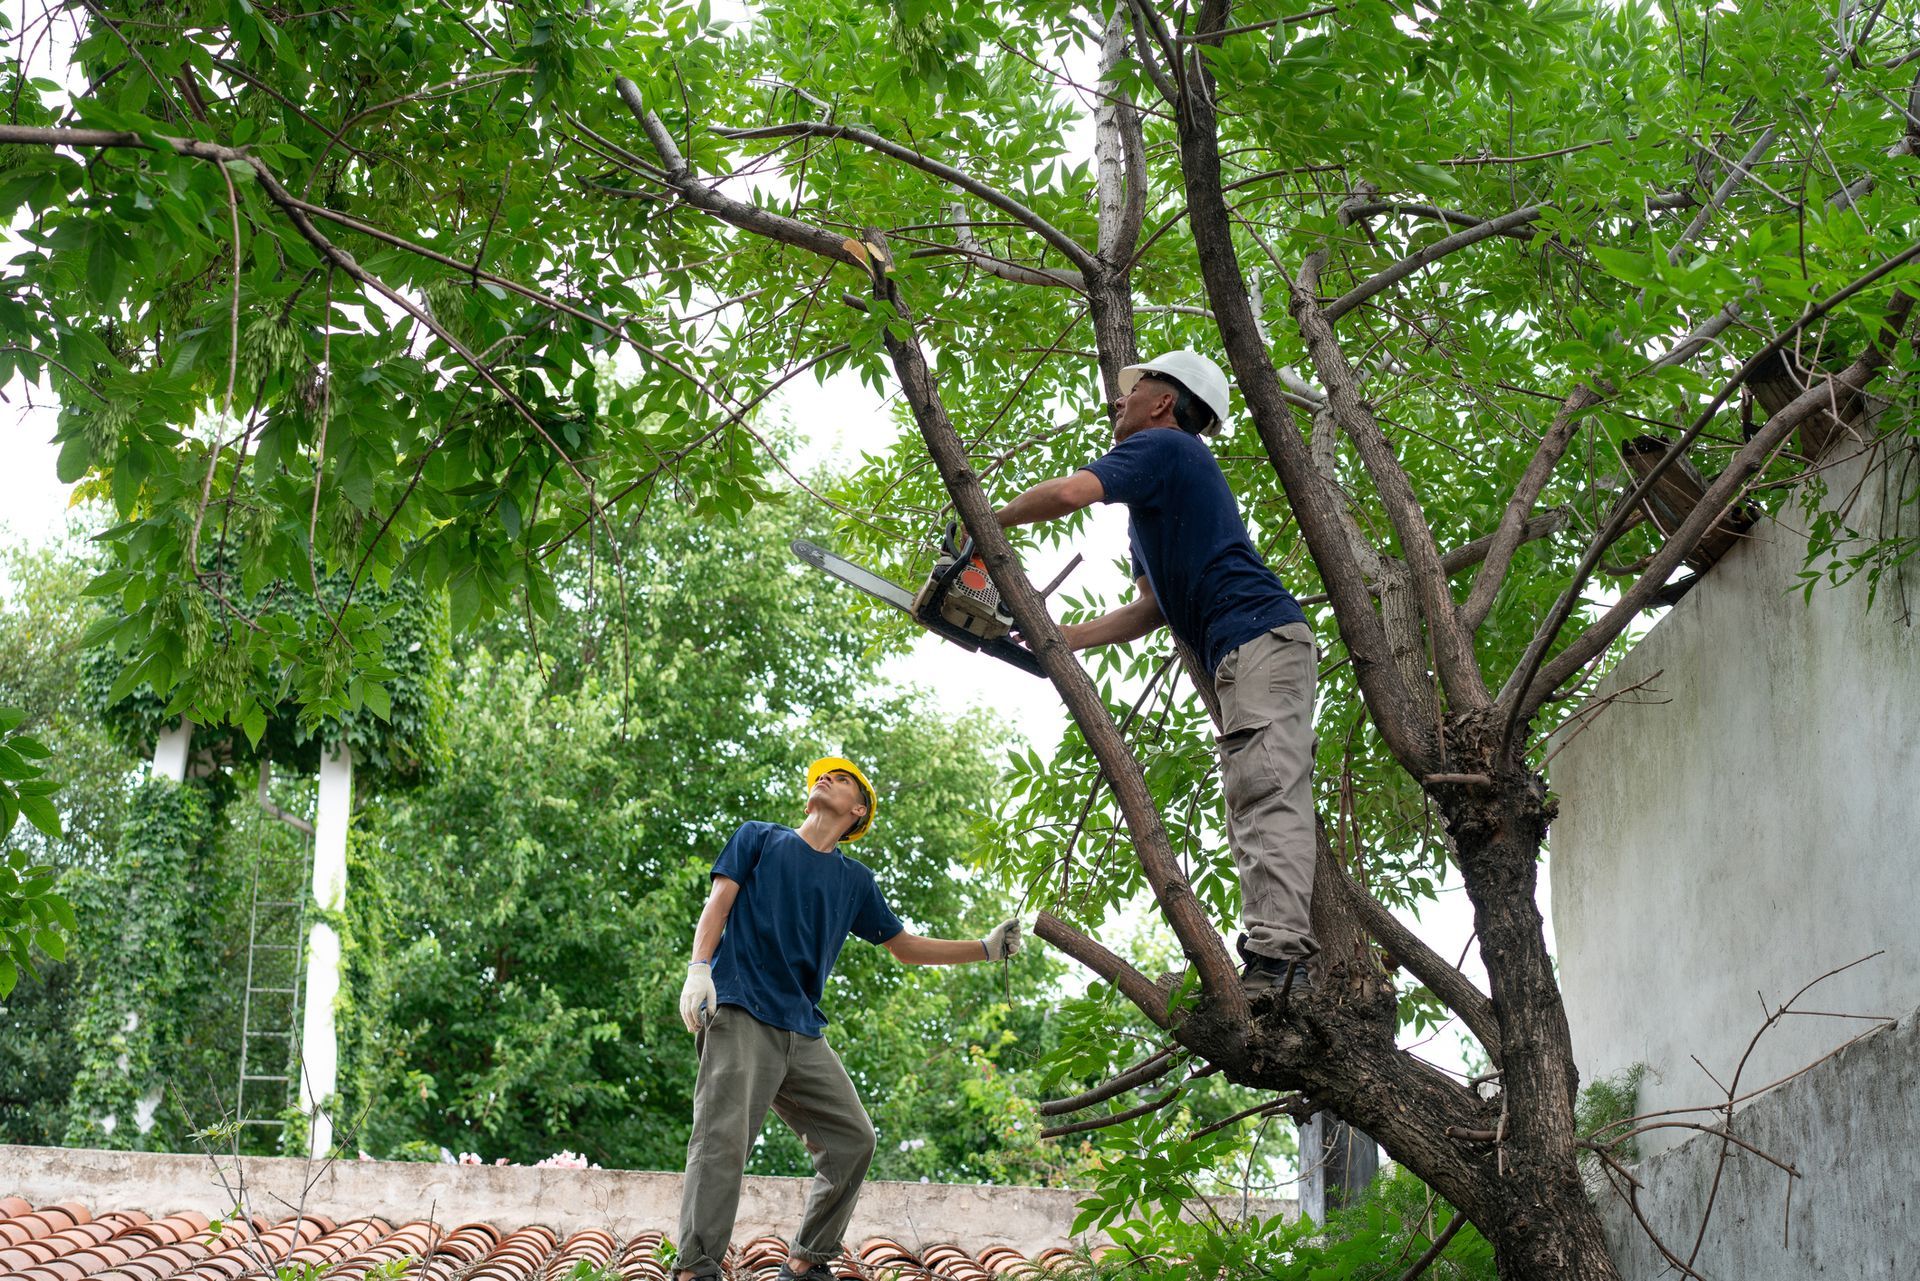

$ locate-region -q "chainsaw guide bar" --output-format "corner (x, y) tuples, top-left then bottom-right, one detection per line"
(791, 538), (1045, 678)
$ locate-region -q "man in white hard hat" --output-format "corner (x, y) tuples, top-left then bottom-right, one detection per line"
(674, 756), (1022, 1281)
(993, 350), (1317, 996)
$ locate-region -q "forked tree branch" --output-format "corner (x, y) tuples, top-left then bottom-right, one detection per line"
(1330, 856), (1503, 1063)
(1291, 255), (1489, 712)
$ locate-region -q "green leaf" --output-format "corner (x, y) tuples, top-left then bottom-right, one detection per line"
(86, 228), (119, 303)
(17, 793), (61, 837)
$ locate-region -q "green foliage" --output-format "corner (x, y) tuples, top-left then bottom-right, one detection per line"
(0, 537), (145, 1136)
(82, 569), (453, 791)
(0, 695), (78, 996)
(1576, 1063), (1646, 1164)
(1070, 1167), (1493, 1281)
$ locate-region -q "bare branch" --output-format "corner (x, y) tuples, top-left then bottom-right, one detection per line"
(1460, 385), (1604, 632)
(712, 120), (1097, 274)
(1324, 206), (1545, 324)
(1040, 1047), (1179, 1116)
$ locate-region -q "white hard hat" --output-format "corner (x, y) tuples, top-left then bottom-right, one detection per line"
(1119, 350), (1232, 436)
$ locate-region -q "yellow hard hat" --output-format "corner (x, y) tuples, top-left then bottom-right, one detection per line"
(806, 756), (876, 841)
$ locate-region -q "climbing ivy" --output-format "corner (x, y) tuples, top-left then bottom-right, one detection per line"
(61, 776), (221, 1148)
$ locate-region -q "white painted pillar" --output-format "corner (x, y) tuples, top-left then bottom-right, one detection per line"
(299, 742), (352, 1158)
(151, 720), (193, 782)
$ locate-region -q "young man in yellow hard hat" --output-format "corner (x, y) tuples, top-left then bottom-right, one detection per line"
(674, 756), (1022, 1281)
(993, 350), (1317, 996)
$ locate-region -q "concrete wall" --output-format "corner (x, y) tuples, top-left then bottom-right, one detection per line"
(0, 1147), (1293, 1254)
(1594, 1004), (1920, 1279)
(1549, 440), (1920, 1158)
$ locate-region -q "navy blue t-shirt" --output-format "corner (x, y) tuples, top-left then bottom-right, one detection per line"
(1083, 427), (1306, 674)
(709, 821), (904, 1037)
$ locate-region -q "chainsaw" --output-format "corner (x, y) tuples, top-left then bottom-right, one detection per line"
(792, 524), (1049, 677)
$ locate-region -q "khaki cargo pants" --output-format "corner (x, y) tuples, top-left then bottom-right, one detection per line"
(1214, 622), (1319, 963)
(677, 1005), (876, 1277)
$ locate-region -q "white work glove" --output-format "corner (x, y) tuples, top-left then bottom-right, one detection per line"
(680, 962), (717, 1033)
(981, 919), (1023, 962)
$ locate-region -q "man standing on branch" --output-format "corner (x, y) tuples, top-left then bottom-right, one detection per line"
(993, 351), (1317, 994)
(675, 757), (1023, 1281)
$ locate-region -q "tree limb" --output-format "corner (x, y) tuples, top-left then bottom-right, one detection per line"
(1035, 911), (1178, 1029)
(1290, 255), (1489, 712)
(1040, 1047), (1179, 1116)
(1459, 385), (1604, 632)
(1324, 205), (1546, 324)
(711, 120), (1097, 274)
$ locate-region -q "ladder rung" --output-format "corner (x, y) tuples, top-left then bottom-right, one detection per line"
(238, 1119), (288, 1127)
(255, 899), (304, 907)
(251, 943), (300, 951)
(249, 986), (298, 994)
(242, 1074), (289, 1082)
(246, 1028), (294, 1037)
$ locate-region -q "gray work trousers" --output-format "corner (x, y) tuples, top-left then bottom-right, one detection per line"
(1214, 622), (1320, 963)
(677, 1005), (876, 1277)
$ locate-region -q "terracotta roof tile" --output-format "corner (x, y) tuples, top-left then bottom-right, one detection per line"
(0, 1201), (1094, 1281)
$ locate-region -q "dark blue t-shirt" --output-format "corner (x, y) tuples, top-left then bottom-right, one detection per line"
(1083, 427), (1306, 674)
(709, 821), (904, 1037)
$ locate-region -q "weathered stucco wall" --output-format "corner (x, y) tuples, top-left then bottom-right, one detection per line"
(1549, 441), (1920, 1160)
(1594, 1005), (1920, 1279)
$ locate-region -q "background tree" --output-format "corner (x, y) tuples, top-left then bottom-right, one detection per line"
(0, 0), (1914, 1276)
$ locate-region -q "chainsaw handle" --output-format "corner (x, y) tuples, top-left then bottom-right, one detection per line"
(940, 519), (975, 562)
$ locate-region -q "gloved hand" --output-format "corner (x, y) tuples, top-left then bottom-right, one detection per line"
(981, 918), (1023, 962)
(680, 962), (717, 1033)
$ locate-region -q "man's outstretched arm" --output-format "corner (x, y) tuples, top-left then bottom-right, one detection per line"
(884, 919), (1022, 965)
(995, 470), (1105, 528)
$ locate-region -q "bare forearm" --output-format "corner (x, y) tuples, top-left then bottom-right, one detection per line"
(690, 881), (738, 964)
(1065, 595), (1164, 650)
(996, 471), (1103, 528)
(887, 933), (994, 966)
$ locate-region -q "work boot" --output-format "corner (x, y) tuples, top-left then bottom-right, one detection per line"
(1237, 934), (1311, 997)
(776, 1261), (815, 1281)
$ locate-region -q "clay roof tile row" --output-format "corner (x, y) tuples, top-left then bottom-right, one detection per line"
(0, 1199), (1092, 1281)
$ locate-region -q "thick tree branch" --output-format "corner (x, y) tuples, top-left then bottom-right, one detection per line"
(712, 120), (1097, 274)
(1035, 911), (1180, 1029)
(1291, 257), (1489, 712)
(1324, 205), (1546, 324)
